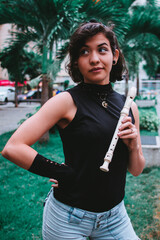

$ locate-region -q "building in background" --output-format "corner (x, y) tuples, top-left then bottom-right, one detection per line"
(0, 24), (13, 80)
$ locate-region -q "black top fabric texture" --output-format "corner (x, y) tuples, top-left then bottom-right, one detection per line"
(54, 82), (135, 212)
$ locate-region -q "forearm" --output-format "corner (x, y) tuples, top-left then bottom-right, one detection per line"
(127, 144), (145, 176)
(2, 144), (76, 186)
(28, 154), (76, 185)
(2, 143), (37, 169)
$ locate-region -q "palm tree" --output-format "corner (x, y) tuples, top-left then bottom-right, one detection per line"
(1, 0), (160, 140)
(0, 0), (81, 141)
(123, 2), (160, 95)
(0, 0), (81, 105)
(0, 0), (129, 141)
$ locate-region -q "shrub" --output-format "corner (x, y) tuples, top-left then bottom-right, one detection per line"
(139, 107), (160, 131)
(135, 95), (157, 105)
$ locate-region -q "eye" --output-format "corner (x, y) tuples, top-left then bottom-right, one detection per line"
(79, 49), (89, 55)
(99, 47), (108, 53)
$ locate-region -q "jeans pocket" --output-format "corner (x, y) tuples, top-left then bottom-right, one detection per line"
(68, 208), (85, 224)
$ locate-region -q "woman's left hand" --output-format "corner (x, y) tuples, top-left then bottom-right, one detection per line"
(118, 116), (138, 151)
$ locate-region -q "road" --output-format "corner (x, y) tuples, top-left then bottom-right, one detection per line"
(0, 102), (40, 135)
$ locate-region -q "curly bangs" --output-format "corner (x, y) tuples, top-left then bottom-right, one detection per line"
(66, 20), (127, 83)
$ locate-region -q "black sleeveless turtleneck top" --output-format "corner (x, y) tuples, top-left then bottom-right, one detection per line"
(54, 82), (135, 212)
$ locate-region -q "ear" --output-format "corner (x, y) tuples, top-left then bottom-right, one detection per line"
(74, 61), (78, 68)
(113, 49), (119, 65)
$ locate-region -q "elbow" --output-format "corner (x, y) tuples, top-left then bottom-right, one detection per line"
(2, 146), (8, 158)
(131, 171), (141, 177)
(128, 156), (146, 177)
(2, 144), (14, 159)
(129, 164), (145, 177)
(128, 168), (142, 176)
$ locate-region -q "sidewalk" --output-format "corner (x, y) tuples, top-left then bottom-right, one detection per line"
(0, 102), (40, 135)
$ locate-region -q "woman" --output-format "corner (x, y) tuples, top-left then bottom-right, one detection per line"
(2, 20), (145, 239)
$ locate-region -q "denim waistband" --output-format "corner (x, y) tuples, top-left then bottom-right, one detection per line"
(50, 189), (123, 221)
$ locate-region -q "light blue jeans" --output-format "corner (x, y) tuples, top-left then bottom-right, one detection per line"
(42, 189), (140, 240)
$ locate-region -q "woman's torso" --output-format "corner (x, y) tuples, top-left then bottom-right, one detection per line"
(54, 82), (134, 212)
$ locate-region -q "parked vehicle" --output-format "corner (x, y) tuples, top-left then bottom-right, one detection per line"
(17, 93), (27, 102)
(17, 90), (41, 103)
(26, 90), (41, 100)
(0, 86), (15, 104)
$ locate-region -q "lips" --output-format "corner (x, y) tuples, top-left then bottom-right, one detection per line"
(89, 67), (103, 72)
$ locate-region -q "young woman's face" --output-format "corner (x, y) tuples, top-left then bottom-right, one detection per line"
(77, 33), (119, 85)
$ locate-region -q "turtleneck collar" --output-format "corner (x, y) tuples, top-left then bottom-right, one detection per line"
(80, 81), (113, 94)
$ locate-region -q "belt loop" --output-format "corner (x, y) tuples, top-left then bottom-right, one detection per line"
(69, 208), (85, 224)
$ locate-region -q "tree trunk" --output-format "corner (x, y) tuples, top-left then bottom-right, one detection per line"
(39, 43), (50, 143)
(125, 73), (129, 96)
(38, 74), (50, 143)
(48, 84), (53, 99)
(41, 74), (49, 106)
(14, 81), (19, 107)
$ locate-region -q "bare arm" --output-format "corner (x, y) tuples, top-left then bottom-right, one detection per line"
(2, 92), (76, 170)
(118, 102), (145, 176)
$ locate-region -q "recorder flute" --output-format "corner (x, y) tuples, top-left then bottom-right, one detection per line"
(100, 87), (137, 172)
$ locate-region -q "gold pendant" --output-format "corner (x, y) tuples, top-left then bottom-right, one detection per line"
(102, 101), (108, 108)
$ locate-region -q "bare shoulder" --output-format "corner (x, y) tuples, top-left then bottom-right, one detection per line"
(40, 91), (75, 114)
(49, 91), (73, 104)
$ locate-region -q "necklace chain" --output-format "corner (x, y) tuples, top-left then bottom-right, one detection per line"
(81, 82), (112, 108)
(97, 92), (108, 108)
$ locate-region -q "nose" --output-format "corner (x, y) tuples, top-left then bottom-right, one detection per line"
(89, 51), (100, 65)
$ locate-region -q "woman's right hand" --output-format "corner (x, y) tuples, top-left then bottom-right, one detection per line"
(49, 179), (59, 188)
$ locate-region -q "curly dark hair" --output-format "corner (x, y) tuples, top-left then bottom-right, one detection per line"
(66, 20), (127, 83)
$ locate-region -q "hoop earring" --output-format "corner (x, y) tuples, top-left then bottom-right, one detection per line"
(113, 60), (116, 65)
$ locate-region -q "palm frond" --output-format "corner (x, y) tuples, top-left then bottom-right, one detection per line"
(0, 1), (42, 33)
(0, 29), (39, 81)
(123, 33), (160, 78)
(127, 4), (160, 40)
(79, 0), (130, 44)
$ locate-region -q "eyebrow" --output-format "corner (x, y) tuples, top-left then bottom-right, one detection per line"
(82, 42), (109, 48)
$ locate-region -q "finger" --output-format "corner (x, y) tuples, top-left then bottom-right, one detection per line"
(49, 179), (59, 188)
(118, 128), (137, 138)
(49, 179), (58, 184)
(118, 129), (133, 137)
(51, 184), (58, 188)
(119, 122), (133, 131)
(121, 116), (132, 123)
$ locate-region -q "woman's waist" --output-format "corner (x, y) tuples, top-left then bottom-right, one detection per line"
(51, 188), (124, 216)
(54, 179), (126, 212)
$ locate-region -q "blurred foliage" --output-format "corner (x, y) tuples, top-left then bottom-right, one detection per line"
(135, 95), (157, 102)
(139, 107), (160, 132)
